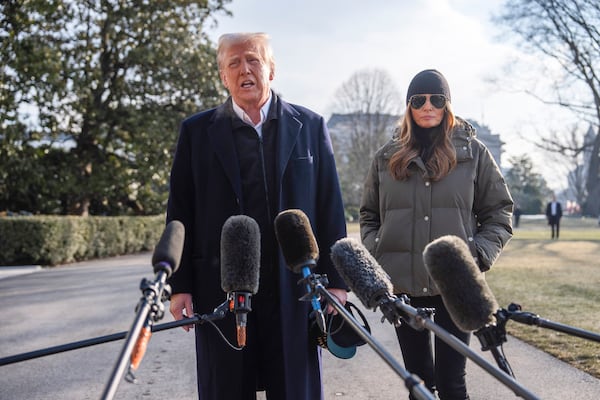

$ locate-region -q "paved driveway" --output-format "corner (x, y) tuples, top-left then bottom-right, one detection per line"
(1, 249), (600, 399)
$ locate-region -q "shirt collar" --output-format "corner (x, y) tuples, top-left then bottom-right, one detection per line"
(231, 92), (272, 129)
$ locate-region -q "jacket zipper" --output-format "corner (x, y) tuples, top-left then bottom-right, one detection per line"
(258, 135), (272, 223)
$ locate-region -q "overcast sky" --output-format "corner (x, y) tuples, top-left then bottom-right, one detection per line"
(207, 0), (575, 191)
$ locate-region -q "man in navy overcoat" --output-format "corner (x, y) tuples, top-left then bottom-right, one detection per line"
(166, 32), (348, 399)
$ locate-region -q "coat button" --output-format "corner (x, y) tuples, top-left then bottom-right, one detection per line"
(424, 216), (429, 221)
(422, 287), (428, 293)
(375, 237), (379, 242)
(425, 181), (430, 187)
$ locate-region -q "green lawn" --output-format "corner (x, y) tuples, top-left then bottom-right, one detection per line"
(348, 216), (600, 378)
(488, 216), (600, 378)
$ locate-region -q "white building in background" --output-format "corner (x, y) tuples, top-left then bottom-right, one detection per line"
(326, 113), (398, 161)
(467, 119), (503, 167)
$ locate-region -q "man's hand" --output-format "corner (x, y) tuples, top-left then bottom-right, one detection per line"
(169, 293), (194, 332)
(325, 288), (348, 314)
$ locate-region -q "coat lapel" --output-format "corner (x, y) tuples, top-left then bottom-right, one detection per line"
(209, 100), (243, 204)
(277, 99), (303, 189)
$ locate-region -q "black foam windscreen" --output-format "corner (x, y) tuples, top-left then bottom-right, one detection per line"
(273, 209), (319, 274)
(151, 220), (185, 277)
(220, 215), (261, 294)
(330, 237), (394, 309)
(423, 235), (499, 332)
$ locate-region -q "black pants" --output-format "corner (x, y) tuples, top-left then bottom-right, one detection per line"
(550, 222), (560, 239)
(395, 295), (470, 400)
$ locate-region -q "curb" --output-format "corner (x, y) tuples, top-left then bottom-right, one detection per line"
(0, 265), (42, 280)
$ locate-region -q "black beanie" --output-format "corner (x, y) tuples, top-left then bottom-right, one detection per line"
(406, 69), (451, 105)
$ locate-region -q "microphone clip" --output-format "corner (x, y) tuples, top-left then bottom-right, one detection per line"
(376, 294), (436, 331)
(474, 309), (514, 377)
(297, 272), (328, 333)
(474, 308), (510, 351)
(227, 292), (253, 315)
(201, 300), (230, 322)
(137, 276), (172, 323)
(297, 273), (329, 302)
(474, 323), (507, 352)
(394, 295), (435, 331)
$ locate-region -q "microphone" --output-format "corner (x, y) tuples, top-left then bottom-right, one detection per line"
(423, 235), (514, 376)
(274, 209), (326, 332)
(220, 215), (261, 347)
(330, 237), (425, 328)
(151, 220), (185, 278)
(329, 237), (394, 309)
(422, 235), (499, 332)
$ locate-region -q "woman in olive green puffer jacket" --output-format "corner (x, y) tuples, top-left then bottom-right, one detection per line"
(359, 69), (513, 400)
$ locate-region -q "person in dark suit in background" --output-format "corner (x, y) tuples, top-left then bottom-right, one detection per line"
(165, 32), (348, 399)
(513, 204), (522, 228)
(546, 194), (563, 239)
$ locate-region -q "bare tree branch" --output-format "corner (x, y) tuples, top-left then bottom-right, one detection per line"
(495, 0), (600, 215)
(328, 69), (403, 213)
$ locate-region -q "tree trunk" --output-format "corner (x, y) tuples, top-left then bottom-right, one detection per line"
(584, 127), (600, 216)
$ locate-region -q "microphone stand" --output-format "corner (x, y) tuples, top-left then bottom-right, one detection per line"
(300, 274), (436, 400)
(100, 262), (174, 400)
(379, 295), (541, 400)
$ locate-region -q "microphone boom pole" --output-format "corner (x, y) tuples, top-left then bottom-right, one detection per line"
(502, 303), (600, 343)
(391, 299), (538, 399)
(0, 308), (229, 367)
(313, 284), (435, 400)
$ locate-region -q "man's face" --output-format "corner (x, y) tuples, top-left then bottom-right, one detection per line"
(220, 41), (274, 110)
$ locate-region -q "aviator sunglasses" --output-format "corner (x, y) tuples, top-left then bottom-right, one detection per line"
(409, 94), (447, 110)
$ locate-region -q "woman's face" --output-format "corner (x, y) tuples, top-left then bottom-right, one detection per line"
(409, 94), (446, 128)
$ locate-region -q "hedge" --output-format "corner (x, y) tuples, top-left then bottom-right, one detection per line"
(0, 215), (166, 266)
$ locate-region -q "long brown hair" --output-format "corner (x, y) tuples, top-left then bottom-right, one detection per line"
(389, 103), (457, 181)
